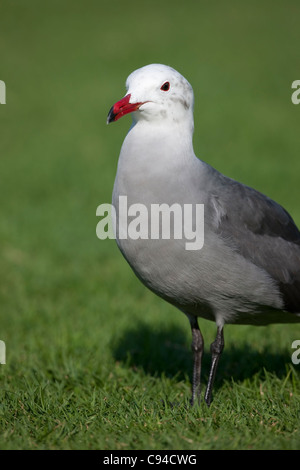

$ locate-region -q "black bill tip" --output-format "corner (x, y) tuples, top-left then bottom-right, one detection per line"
(107, 106), (116, 124)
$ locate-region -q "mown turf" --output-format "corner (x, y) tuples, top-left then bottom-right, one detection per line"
(0, 0), (300, 450)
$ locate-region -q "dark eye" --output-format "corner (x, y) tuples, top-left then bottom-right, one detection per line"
(160, 81), (170, 91)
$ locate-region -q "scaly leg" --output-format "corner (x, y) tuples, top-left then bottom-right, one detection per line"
(204, 325), (224, 407)
(189, 316), (204, 406)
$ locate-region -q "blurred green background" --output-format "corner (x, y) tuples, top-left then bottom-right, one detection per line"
(0, 0), (300, 450)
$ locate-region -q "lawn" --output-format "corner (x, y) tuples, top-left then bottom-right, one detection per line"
(0, 0), (299, 450)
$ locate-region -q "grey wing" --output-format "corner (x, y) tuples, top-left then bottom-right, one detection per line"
(212, 176), (300, 313)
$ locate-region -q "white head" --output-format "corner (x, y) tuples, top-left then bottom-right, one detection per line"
(107, 64), (194, 128)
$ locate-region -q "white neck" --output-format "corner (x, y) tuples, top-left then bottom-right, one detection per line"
(113, 117), (203, 208)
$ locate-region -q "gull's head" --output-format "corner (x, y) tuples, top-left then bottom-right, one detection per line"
(107, 64), (194, 126)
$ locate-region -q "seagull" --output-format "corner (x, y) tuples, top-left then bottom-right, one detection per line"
(107, 64), (300, 406)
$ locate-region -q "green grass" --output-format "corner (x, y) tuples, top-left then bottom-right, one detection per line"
(0, 0), (300, 450)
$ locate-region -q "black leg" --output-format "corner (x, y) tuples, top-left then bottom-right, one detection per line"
(204, 325), (224, 407)
(189, 316), (204, 406)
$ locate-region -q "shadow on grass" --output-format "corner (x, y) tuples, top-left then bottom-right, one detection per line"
(112, 321), (293, 388)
